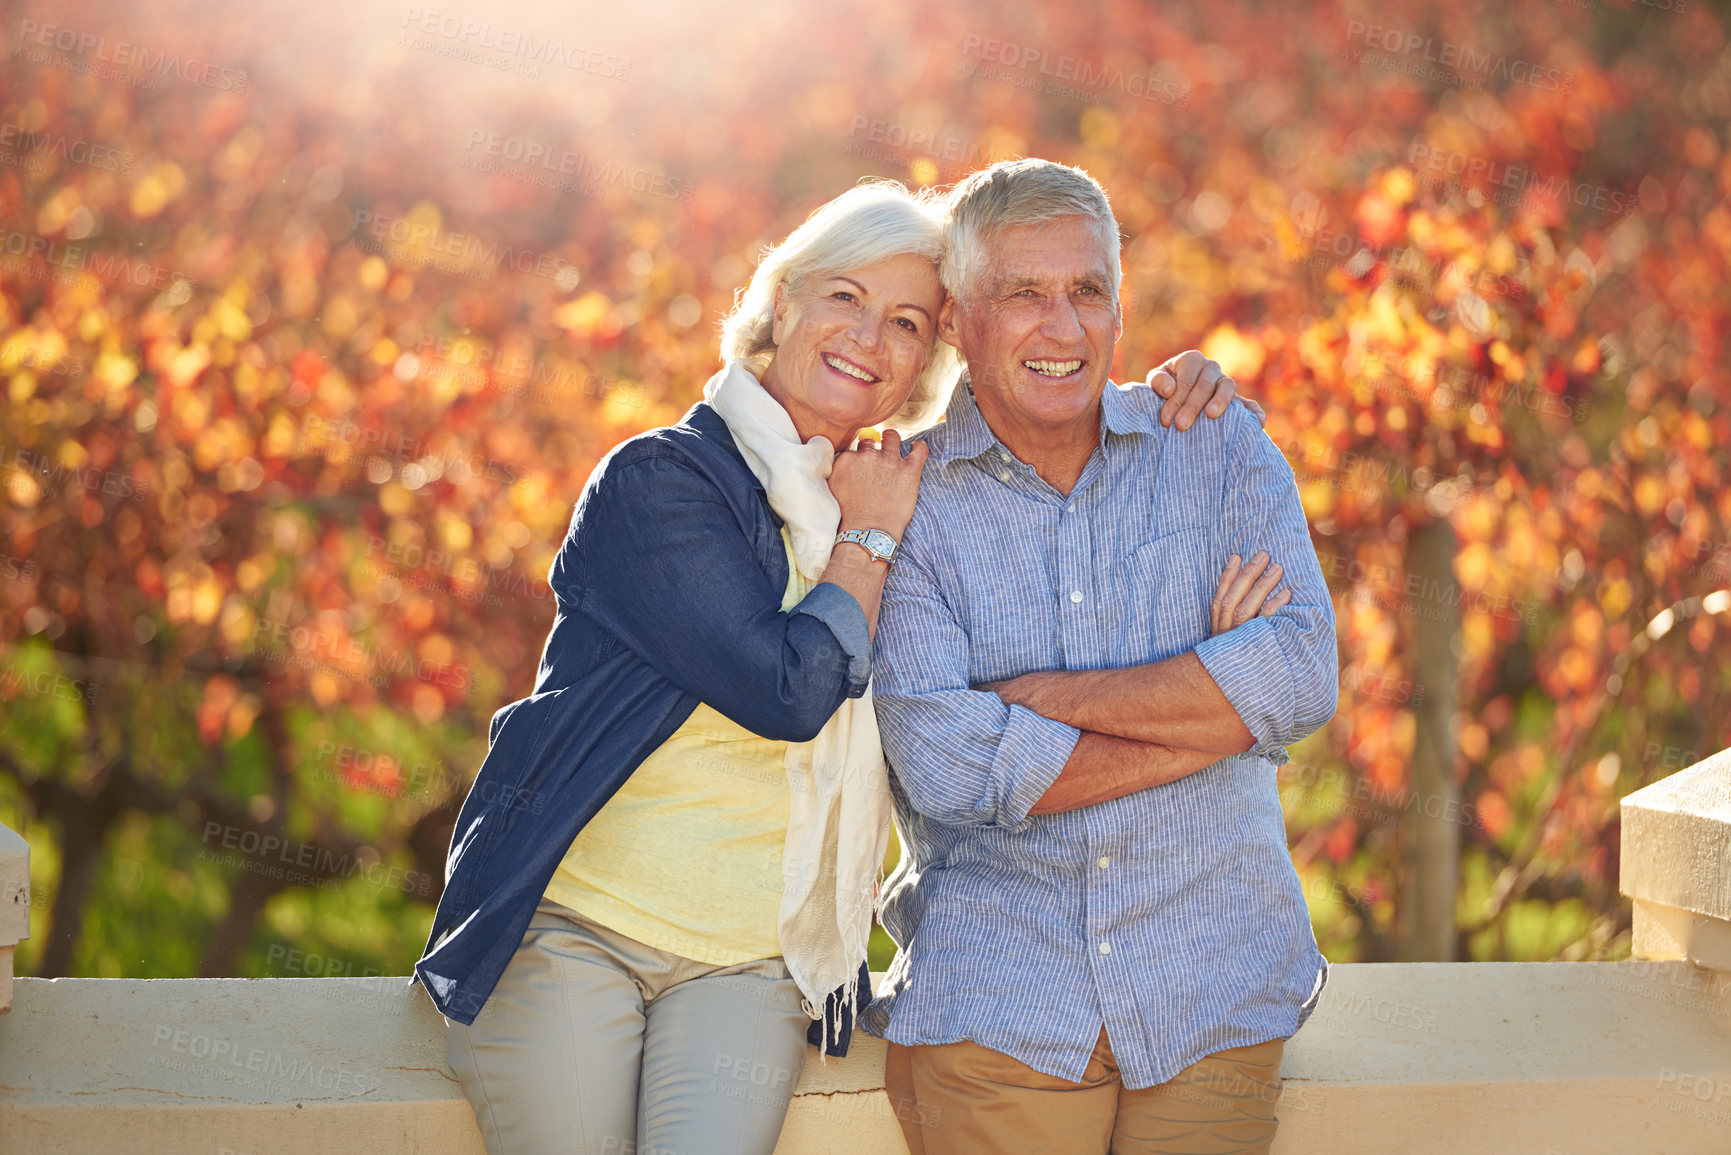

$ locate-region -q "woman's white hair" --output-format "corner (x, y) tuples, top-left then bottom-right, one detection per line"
(719, 179), (960, 433)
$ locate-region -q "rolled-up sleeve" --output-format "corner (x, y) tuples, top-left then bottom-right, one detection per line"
(1194, 410), (1339, 765)
(788, 582), (871, 695)
(872, 527), (1080, 829)
(564, 452), (867, 742)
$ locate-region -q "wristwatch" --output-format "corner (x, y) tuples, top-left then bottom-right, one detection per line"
(835, 528), (899, 566)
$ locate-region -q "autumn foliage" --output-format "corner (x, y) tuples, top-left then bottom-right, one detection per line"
(0, 0), (1727, 978)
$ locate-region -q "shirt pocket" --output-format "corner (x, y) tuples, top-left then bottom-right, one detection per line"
(1111, 524), (1215, 666)
(958, 548), (1063, 684)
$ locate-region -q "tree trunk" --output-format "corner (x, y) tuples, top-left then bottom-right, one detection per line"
(1401, 517), (1461, 961)
(33, 780), (113, 978)
(199, 867), (286, 977)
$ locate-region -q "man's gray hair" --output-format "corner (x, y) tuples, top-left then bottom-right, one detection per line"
(719, 179), (961, 432)
(941, 159), (1122, 305)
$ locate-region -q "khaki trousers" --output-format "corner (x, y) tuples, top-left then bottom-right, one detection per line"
(445, 899), (811, 1155)
(884, 1027), (1285, 1155)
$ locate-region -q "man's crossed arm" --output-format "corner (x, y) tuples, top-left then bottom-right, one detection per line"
(982, 553), (1289, 816)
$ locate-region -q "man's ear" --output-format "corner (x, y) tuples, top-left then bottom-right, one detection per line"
(937, 294), (963, 350)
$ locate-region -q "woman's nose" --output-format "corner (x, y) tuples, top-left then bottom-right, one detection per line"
(848, 313), (886, 351)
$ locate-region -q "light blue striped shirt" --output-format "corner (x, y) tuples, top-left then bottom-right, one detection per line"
(858, 376), (1336, 1089)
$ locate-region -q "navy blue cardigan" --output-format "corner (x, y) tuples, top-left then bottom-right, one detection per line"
(413, 401), (875, 1053)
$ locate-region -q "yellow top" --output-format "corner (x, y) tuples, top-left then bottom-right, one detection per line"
(543, 527), (810, 965)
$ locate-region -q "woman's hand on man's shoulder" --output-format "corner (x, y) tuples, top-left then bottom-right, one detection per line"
(1144, 350), (1266, 431)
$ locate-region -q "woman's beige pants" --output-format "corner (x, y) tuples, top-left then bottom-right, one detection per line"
(445, 898), (812, 1155)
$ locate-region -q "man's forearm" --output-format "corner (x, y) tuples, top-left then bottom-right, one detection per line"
(1027, 731), (1224, 815)
(997, 651), (1255, 753)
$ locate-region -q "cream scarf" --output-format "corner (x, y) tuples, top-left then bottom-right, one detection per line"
(702, 357), (892, 1060)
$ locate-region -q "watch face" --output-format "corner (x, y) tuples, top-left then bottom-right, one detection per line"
(863, 530), (896, 556)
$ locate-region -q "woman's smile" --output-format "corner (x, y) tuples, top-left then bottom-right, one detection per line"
(820, 352), (882, 384)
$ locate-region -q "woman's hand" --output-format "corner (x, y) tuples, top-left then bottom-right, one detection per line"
(1211, 551), (1290, 636)
(830, 429), (929, 539)
(1145, 350), (1267, 430)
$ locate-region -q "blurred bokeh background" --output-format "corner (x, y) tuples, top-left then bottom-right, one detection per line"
(0, 0), (1726, 983)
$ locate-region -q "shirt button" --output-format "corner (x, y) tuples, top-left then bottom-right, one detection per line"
(999, 470), (1012, 481)
(1069, 590), (1084, 603)
(1065, 504), (1076, 514)
(1099, 941), (1111, 955)
(1098, 856), (1109, 869)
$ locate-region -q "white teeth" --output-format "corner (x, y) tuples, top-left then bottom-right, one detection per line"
(823, 353), (877, 382)
(1024, 360), (1083, 377)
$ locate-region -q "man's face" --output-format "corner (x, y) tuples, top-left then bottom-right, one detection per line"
(939, 214), (1123, 432)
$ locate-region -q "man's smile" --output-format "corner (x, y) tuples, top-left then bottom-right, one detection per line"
(1023, 359), (1086, 380)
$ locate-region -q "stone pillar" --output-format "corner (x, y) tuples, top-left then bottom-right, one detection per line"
(0, 822), (28, 1012)
(1620, 747), (1731, 971)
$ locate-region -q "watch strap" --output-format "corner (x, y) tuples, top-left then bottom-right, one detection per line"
(834, 528), (898, 565)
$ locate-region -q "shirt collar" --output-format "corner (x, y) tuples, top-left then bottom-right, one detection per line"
(929, 369), (1149, 467)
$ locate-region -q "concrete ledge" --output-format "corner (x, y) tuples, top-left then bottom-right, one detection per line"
(1622, 750), (1731, 970)
(2, 963), (1728, 1153)
(1272, 961), (1731, 1154)
(0, 976), (477, 1155)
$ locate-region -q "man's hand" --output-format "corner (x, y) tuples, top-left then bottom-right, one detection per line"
(1145, 350), (1267, 431)
(972, 672), (1060, 713)
(1211, 551), (1290, 636)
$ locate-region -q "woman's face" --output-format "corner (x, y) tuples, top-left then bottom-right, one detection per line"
(766, 252), (943, 443)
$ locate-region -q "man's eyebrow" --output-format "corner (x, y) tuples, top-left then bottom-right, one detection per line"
(986, 272), (1048, 292)
(987, 269), (1113, 292)
(827, 275), (931, 319)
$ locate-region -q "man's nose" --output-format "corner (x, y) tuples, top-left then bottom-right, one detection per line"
(1041, 298), (1086, 342)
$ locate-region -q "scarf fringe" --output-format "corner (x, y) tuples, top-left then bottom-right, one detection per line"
(815, 968), (865, 1065)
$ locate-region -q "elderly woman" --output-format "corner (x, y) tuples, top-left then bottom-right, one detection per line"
(413, 179), (1257, 1155)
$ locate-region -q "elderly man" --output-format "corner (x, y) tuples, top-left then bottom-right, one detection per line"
(859, 159), (1338, 1155)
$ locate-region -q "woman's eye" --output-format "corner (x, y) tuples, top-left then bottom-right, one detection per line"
(895, 317), (919, 332)
(832, 290), (857, 303)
